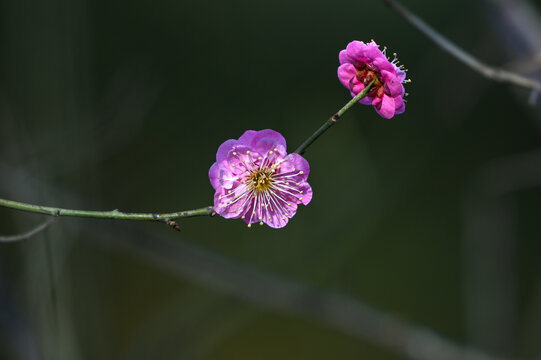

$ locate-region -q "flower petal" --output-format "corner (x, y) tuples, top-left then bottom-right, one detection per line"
(349, 77), (366, 96)
(216, 139), (238, 162)
(238, 129), (287, 154)
(338, 63), (357, 90)
(237, 130), (258, 146)
(215, 185), (252, 219)
(380, 70), (404, 96)
(297, 182), (312, 205)
(251, 129), (287, 154)
(279, 153), (310, 181)
(345, 40), (365, 62)
(339, 49), (353, 65)
(209, 162), (221, 190)
(373, 94), (396, 119)
(264, 199), (298, 229)
(394, 95), (406, 114)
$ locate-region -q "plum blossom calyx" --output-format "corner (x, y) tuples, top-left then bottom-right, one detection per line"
(209, 129), (312, 229)
(337, 40), (410, 119)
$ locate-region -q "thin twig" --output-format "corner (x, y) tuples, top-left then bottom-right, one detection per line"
(382, 0), (541, 103)
(0, 198), (214, 221)
(0, 217), (56, 242)
(294, 80), (375, 155)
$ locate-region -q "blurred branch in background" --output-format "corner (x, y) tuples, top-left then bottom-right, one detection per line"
(463, 149), (541, 354)
(99, 224), (511, 360)
(457, 0), (541, 355)
(0, 163), (513, 360)
(382, 0), (541, 104)
(0, 218), (56, 243)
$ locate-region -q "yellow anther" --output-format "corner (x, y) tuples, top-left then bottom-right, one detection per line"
(233, 152), (237, 155)
(274, 148), (278, 152)
(247, 151), (250, 154)
(241, 215), (245, 219)
(269, 151), (273, 155)
(259, 222), (263, 226)
(247, 224), (252, 228)
(299, 197), (303, 201)
(299, 171), (303, 174)
(300, 191), (303, 194)
(259, 216), (262, 220)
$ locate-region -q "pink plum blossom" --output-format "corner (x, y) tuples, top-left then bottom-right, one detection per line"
(209, 129), (312, 228)
(338, 40), (408, 119)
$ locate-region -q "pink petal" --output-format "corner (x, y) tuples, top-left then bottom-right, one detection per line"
(264, 201), (298, 229)
(237, 130), (257, 146)
(339, 49), (353, 65)
(380, 70), (404, 97)
(239, 129), (287, 155)
(371, 55), (394, 72)
(338, 63), (357, 91)
(216, 139), (238, 162)
(279, 153), (310, 181)
(254, 129), (287, 154)
(345, 40), (366, 62)
(297, 182), (313, 205)
(373, 94), (396, 119)
(349, 76), (366, 95)
(214, 185), (249, 219)
(394, 96), (406, 114)
(208, 162), (221, 190)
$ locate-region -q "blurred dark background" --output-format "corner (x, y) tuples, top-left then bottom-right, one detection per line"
(2, 0), (541, 359)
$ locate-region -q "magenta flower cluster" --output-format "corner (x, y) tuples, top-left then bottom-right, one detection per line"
(338, 40), (407, 119)
(209, 130), (312, 228)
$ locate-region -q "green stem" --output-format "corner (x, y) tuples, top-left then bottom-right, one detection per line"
(294, 79), (375, 155)
(0, 198), (214, 221)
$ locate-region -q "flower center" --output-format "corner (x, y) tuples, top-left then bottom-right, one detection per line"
(247, 168), (273, 193)
(355, 65), (385, 98)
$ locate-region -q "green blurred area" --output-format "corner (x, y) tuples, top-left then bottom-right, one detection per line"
(2, 0), (541, 359)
